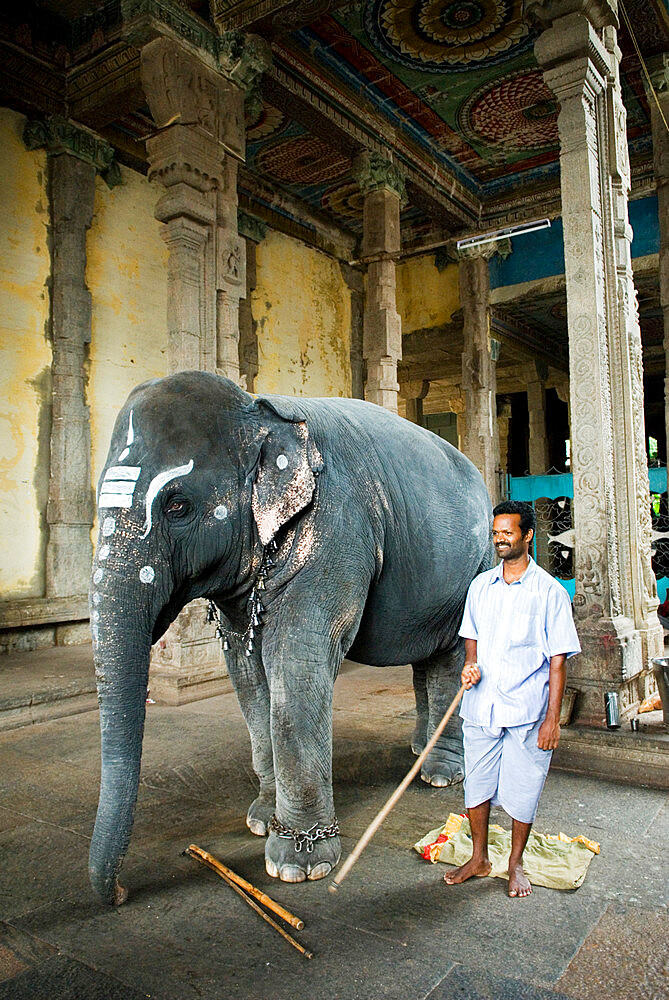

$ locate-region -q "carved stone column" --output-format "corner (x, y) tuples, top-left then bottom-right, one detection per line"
(238, 211), (266, 392)
(645, 55), (669, 494)
(354, 152), (405, 412)
(139, 31), (270, 703)
(497, 396), (512, 483)
(23, 120), (120, 607)
(458, 251), (500, 504)
(534, 0), (662, 722)
(527, 362), (550, 475)
(340, 263), (365, 399)
(448, 390), (466, 452)
(402, 379), (429, 424)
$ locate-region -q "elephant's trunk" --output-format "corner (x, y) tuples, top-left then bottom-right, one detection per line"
(89, 607), (152, 905)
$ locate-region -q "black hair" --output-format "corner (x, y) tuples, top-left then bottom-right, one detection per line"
(492, 500), (536, 536)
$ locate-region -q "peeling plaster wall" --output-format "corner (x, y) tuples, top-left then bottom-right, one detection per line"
(252, 231), (352, 397)
(0, 109), (51, 599)
(396, 255), (459, 333)
(87, 167), (168, 497)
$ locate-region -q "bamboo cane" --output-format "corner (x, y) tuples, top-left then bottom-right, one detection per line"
(329, 683), (466, 893)
(185, 846), (313, 960)
(186, 844), (304, 930)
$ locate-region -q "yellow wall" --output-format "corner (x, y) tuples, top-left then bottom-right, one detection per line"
(87, 167), (168, 490)
(396, 254), (460, 333)
(0, 109), (51, 599)
(253, 231), (352, 397)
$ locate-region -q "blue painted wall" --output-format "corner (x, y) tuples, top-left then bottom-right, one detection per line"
(489, 195), (659, 290)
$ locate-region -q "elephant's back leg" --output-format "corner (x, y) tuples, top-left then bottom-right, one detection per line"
(412, 641), (465, 787)
(225, 647), (276, 835)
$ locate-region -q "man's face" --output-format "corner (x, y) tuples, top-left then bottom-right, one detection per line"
(492, 513), (533, 561)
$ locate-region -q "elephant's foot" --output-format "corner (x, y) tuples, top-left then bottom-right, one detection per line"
(265, 828), (342, 883)
(420, 740), (465, 787)
(246, 786), (276, 836)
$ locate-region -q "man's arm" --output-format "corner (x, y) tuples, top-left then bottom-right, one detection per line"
(462, 638), (481, 688)
(537, 653), (567, 750)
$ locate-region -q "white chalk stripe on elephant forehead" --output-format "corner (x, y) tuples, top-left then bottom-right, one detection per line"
(99, 466), (142, 509)
(140, 460), (194, 539)
(117, 410), (134, 462)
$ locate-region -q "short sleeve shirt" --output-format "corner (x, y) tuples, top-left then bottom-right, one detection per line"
(458, 558), (581, 727)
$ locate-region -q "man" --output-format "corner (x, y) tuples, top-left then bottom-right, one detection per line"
(444, 500), (580, 898)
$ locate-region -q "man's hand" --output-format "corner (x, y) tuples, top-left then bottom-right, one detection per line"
(537, 717), (561, 750)
(462, 662), (481, 689)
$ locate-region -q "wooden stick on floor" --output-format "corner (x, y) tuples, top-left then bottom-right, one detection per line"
(186, 844), (304, 930)
(329, 683), (465, 893)
(185, 846), (313, 959)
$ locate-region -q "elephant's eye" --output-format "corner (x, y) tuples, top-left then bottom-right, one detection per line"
(165, 497), (192, 519)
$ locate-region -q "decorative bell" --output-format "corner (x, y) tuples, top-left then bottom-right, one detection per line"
(257, 578), (265, 590)
(206, 603), (216, 622)
(222, 639), (230, 651)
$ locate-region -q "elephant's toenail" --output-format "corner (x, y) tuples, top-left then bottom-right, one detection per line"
(280, 866), (306, 883)
(307, 862), (332, 880)
(247, 818), (267, 836)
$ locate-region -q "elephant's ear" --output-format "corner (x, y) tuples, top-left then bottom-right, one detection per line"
(250, 401), (323, 546)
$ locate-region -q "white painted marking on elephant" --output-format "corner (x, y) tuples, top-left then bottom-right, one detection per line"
(93, 568), (104, 584)
(93, 592), (102, 605)
(140, 460), (194, 539)
(139, 565), (155, 584)
(98, 544), (110, 560)
(91, 624), (99, 641)
(102, 517), (116, 537)
(214, 504), (228, 520)
(99, 465), (141, 509)
(276, 454), (288, 470)
(117, 411), (134, 463)
(92, 610), (100, 621)
(99, 493), (133, 508)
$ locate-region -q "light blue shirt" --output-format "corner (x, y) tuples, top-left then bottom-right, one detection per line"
(458, 557), (581, 728)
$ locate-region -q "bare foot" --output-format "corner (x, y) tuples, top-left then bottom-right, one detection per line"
(508, 862), (532, 897)
(444, 857), (492, 884)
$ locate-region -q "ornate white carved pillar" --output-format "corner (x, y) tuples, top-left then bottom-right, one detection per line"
(644, 55), (669, 492)
(354, 152), (405, 413)
(534, 0), (662, 722)
(458, 251), (500, 504)
(527, 363), (550, 475)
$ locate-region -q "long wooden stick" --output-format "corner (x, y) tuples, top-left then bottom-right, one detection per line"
(185, 846), (313, 959)
(186, 844), (305, 930)
(329, 683), (466, 892)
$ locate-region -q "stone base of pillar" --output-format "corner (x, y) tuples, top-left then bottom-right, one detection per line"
(571, 617), (663, 726)
(149, 600), (231, 706)
(365, 357), (399, 411)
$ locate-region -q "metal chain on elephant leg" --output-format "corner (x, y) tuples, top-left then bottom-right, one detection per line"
(268, 815), (340, 854)
(206, 540), (278, 655)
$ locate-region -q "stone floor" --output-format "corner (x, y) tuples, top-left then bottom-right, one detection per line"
(0, 657), (667, 1000)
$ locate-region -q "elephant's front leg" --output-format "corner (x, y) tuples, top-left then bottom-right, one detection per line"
(264, 642), (341, 883)
(225, 647), (276, 836)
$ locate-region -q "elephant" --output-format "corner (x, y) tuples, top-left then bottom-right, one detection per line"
(88, 370), (492, 905)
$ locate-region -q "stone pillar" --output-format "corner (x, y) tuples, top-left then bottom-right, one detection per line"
(458, 251), (500, 504)
(534, 0), (663, 721)
(446, 391), (467, 452)
(497, 396), (512, 485)
(139, 32), (269, 703)
(354, 152), (405, 412)
(645, 55), (669, 494)
(402, 379), (429, 425)
(527, 362), (550, 475)
(340, 263), (365, 399)
(238, 211), (267, 392)
(22, 120), (121, 607)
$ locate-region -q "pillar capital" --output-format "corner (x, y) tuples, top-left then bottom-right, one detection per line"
(238, 210), (267, 244)
(23, 117), (121, 187)
(353, 151), (406, 203)
(525, 0), (618, 32)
